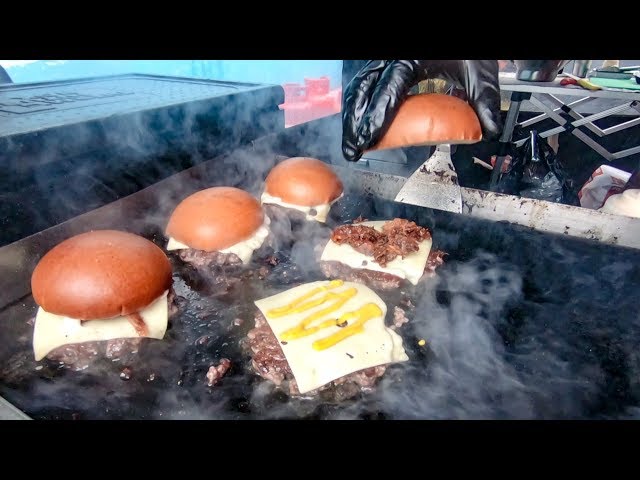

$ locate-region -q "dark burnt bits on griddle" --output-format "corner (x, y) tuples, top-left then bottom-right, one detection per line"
(331, 218), (432, 268)
(205, 358), (231, 387)
(258, 252), (309, 286)
(265, 255), (280, 266)
(254, 253), (285, 281)
(336, 320), (348, 328)
(423, 250), (447, 279)
(392, 306), (410, 330)
(119, 367), (133, 381)
(233, 318), (244, 327)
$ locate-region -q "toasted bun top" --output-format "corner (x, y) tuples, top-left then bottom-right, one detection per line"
(165, 186), (264, 251)
(369, 94), (482, 151)
(31, 230), (172, 320)
(264, 157), (343, 206)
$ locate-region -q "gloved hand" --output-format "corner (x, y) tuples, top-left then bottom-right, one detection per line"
(341, 60), (503, 162)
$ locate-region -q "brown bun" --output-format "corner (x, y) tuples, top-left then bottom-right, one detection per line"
(31, 230), (172, 320)
(166, 187), (264, 251)
(369, 93), (482, 151)
(264, 157), (343, 206)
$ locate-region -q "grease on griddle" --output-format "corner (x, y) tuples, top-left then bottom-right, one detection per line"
(233, 318), (244, 327)
(119, 367), (132, 381)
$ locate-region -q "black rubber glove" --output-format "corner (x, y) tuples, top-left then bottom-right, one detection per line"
(341, 60), (502, 162)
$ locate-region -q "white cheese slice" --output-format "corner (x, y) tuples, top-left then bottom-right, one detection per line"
(166, 215), (271, 264)
(254, 280), (408, 394)
(33, 291), (169, 361)
(320, 220), (432, 285)
(260, 191), (343, 223)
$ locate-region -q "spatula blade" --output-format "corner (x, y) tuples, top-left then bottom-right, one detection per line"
(394, 144), (463, 213)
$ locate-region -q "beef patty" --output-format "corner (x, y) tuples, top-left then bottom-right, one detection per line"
(244, 309), (409, 403)
(320, 250), (447, 291)
(35, 288), (180, 371)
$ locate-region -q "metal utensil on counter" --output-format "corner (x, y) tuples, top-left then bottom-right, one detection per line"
(513, 60), (572, 82)
(394, 144), (462, 213)
(572, 60), (592, 78)
(530, 130), (541, 164)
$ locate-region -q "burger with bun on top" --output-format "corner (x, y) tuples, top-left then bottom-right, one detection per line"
(261, 157), (343, 224)
(31, 230), (177, 369)
(165, 186), (271, 269)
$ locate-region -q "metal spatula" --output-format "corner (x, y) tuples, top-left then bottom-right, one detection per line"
(394, 144), (463, 213)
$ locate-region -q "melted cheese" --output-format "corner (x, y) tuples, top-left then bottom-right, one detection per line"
(166, 215), (271, 264)
(254, 280), (408, 394)
(260, 192), (343, 223)
(33, 291), (169, 361)
(320, 220), (432, 285)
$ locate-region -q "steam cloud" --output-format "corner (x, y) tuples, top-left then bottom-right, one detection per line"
(4, 75), (640, 420)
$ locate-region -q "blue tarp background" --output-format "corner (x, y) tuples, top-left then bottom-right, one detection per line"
(0, 60), (343, 87)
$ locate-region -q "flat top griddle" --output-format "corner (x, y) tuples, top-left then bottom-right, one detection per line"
(1, 145), (640, 420)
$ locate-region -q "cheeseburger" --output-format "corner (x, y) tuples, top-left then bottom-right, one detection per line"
(261, 157), (344, 223)
(369, 93), (483, 151)
(166, 187), (271, 268)
(246, 279), (409, 401)
(31, 230), (176, 367)
(320, 218), (446, 291)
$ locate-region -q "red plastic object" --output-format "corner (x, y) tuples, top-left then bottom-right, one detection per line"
(305, 77), (330, 97)
(560, 78), (578, 86)
(279, 77), (342, 127)
(490, 154), (512, 173)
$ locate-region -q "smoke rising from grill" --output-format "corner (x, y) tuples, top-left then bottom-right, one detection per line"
(4, 73), (640, 419)
(1, 77), (287, 247)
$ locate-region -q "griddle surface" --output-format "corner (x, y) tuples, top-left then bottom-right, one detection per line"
(1, 152), (640, 419)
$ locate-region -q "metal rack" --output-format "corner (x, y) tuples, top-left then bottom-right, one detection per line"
(491, 72), (640, 189)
